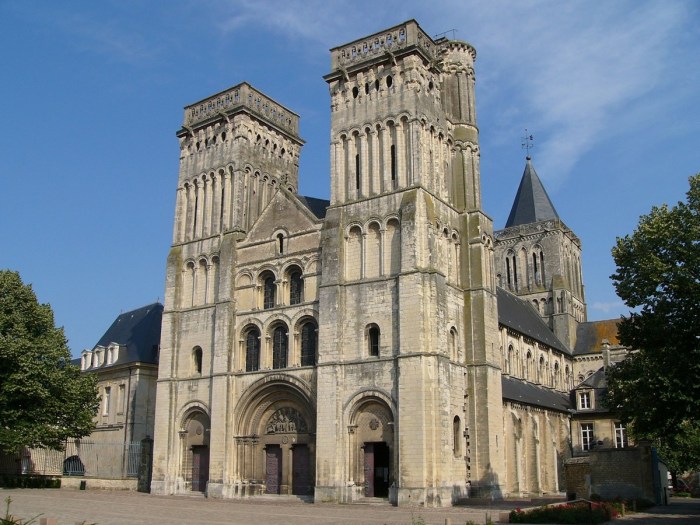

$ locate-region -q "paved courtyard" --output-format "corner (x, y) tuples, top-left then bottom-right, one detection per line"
(1, 489), (503, 525)
(2, 490), (699, 525)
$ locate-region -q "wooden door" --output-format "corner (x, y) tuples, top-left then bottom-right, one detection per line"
(191, 445), (209, 492)
(364, 443), (375, 497)
(265, 445), (282, 494)
(292, 445), (311, 495)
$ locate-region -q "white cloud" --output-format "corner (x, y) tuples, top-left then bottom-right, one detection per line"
(462, 1), (690, 185)
(591, 301), (626, 315)
(208, 0), (694, 188)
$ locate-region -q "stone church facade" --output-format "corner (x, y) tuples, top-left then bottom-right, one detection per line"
(151, 20), (621, 506)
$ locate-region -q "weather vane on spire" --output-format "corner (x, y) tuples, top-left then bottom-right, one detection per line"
(521, 129), (534, 158)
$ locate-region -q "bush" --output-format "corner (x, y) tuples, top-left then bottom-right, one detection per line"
(0, 476), (60, 489)
(509, 501), (617, 524)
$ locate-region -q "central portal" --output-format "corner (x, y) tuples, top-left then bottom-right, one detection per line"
(364, 442), (390, 498)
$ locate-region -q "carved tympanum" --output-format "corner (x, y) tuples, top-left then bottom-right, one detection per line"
(265, 407), (308, 434)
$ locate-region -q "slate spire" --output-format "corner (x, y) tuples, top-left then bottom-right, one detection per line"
(505, 156), (560, 228)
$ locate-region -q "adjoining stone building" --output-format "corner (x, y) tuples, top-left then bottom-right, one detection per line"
(150, 20), (629, 506)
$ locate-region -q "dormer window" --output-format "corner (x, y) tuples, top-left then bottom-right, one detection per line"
(579, 391), (592, 410)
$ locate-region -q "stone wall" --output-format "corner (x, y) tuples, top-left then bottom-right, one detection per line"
(564, 443), (665, 503)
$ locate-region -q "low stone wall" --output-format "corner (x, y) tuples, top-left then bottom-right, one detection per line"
(61, 477), (138, 491)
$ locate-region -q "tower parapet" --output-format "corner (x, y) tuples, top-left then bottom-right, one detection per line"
(182, 82), (300, 137)
(330, 20), (439, 72)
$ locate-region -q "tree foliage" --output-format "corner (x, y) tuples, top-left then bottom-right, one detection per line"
(0, 270), (98, 453)
(607, 174), (700, 471)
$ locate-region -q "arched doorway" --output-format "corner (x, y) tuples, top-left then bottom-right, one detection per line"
(180, 411), (210, 492)
(348, 396), (395, 498)
(235, 376), (315, 496)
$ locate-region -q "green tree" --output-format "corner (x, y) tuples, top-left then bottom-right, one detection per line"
(0, 270), (98, 453)
(607, 174), (700, 471)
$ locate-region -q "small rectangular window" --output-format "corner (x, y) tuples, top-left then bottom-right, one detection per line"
(103, 386), (111, 417)
(117, 384), (126, 415)
(579, 391), (591, 410)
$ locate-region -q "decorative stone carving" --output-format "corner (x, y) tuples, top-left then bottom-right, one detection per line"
(265, 407), (308, 434)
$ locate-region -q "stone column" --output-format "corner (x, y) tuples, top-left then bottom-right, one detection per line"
(221, 169), (231, 231)
(185, 183), (195, 241)
(210, 173), (220, 235)
(395, 121), (406, 188)
(174, 187), (185, 244)
(195, 179), (205, 239)
(203, 176), (213, 237)
(360, 130), (370, 197)
(370, 128), (380, 195)
(330, 139), (341, 204)
(348, 135), (358, 200)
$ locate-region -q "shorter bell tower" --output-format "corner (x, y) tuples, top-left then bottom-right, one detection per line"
(494, 156), (586, 349)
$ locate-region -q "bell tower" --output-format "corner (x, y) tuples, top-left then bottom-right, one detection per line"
(495, 156), (586, 349)
(315, 20), (503, 505)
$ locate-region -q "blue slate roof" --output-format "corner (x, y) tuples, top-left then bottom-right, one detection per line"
(497, 287), (571, 355)
(91, 303), (163, 366)
(502, 376), (571, 412)
(505, 157), (560, 228)
(297, 195), (329, 219)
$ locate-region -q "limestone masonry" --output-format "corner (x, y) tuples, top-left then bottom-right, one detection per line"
(148, 20), (626, 506)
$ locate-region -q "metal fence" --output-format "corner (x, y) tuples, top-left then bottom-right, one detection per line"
(0, 441), (142, 479)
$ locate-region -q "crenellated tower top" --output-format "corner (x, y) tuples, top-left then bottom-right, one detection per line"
(180, 82), (301, 138)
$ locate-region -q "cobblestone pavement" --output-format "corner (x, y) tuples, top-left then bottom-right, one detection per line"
(0, 489), (505, 525)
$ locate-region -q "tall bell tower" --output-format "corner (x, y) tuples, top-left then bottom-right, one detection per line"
(315, 20), (503, 505)
(151, 83), (304, 496)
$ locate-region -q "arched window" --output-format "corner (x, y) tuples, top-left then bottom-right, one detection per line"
(300, 321), (317, 367)
(261, 271), (276, 309)
(526, 351), (533, 380)
(538, 356), (545, 384)
(289, 268), (303, 305)
(554, 361), (560, 388)
(272, 326), (288, 369)
(245, 328), (260, 372)
(533, 251), (539, 285)
(277, 233), (285, 255)
(507, 345), (514, 375)
(367, 324), (380, 357)
(193, 346), (203, 375)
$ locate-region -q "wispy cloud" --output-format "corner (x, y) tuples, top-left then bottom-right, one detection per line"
(212, 0), (388, 45)
(463, 1), (691, 186)
(205, 0), (694, 189)
(591, 301), (626, 315)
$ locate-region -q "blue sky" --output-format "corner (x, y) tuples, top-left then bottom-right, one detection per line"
(1, 1), (699, 356)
